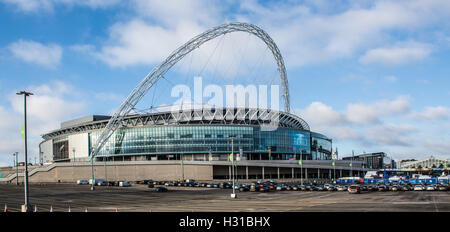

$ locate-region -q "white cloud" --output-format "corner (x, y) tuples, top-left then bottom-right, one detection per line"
(368, 124), (417, 147)
(345, 96), (411, 124)
(239, 0), (450, 67)
(69, 0), (450, 70)
(132, 0), (222, 28)
(297, 102), (343, 126)
(359, 41), (432, 65)
(295, 96), (419, 147)
(9, 81), (85, 126)
(96, 19), (203, 67)
(1, 0), (121, 13)
(0, 81), (87, 162)
(8, 39), (62, 68)
(411, 106), (450, 120)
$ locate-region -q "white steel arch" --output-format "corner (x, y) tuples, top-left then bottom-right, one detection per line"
(90, 22), (291, 160)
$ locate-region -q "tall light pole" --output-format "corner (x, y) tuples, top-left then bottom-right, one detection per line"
(13, 152), (18, 185)
(16, 91), (32, 212)
(300, 150), (303, 186)
(105, 148), (108, 184)
(90, 146), (95, 191)
(230, 136), (236, 198)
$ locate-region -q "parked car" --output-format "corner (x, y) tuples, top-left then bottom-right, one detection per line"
(165, 181), (174, 186)
(426, 185), (436, 191)
(239, 186), (249, 192)
(337, 185), (348, 191)
(276, 185), (287, 191)
(377, 185), (388, 191)
(316, 185), (326, 191)
(108, 181), (118, 186)
(390, 185), (400, 192)
(119, 181), (131, 187)
(259, 186), (270, 192)
(148, 182), (154, 188)
(324, 184), (336, 191)
(438, 184), (448, 191)
(250, 184), (260, 192)
(299, 185), (307, 191)
(77, 179), (89, 185)
(401, 185), (411, 191)
(414, 185), (425, 191)
(97, 180), (108, 186)
(143, 180), (153, 185)
(367, 185), (377, 191)
(155, 187), (168, 192)
(89, 179), (105, 185)
(219, 182), (229, 189)
(348, 185), (361, 194)
(360, 185), (368, 191)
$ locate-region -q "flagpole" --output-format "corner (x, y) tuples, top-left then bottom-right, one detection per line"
(300, 150), (303, 186)
(181, 159), (184, 181)
(351, 150), (354, 178)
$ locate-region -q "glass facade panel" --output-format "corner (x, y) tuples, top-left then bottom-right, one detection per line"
(89, 125), (331, 160)
(311, 132), (332, 160)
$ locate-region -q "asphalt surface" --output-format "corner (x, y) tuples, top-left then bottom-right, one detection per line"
(0, 183), (449, 212)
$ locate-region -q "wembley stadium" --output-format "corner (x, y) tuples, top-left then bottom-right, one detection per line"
(36, 107), (367, 181)
(33, 22), (367, 182)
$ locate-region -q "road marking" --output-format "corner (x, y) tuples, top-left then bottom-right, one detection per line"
(392, 202), (431, 205)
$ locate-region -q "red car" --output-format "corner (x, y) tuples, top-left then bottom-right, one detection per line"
(348, 185), (361, 194)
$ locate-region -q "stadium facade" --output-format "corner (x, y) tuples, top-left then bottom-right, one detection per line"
(37, 107), (368, 181)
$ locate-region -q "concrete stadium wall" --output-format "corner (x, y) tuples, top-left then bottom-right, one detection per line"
(40, 139), (53, 163)
(1, 159), (369, 183)
(19, 162), (214, 183)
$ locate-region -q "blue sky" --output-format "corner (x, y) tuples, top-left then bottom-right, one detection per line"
(0, 0), (449, 167)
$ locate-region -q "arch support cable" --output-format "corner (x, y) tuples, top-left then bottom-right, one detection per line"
(90, 22), (291, 160)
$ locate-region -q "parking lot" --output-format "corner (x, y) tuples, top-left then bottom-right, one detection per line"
(0, 182), (449, 212)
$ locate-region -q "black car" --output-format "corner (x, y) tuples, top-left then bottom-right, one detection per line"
(143, 180), (153, 185)
(148, 182), (155, 188)
(219, 182), (230, 189)
(239, 186), (249, 192)
(109, 181), (119, 186)
(155, 187), (168, 192)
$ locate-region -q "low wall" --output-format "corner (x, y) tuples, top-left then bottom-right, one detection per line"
(1, 161), (214, 183)
(0, 160), (369, 183)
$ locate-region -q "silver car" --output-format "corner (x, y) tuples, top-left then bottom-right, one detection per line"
(77, 179), (89, 185)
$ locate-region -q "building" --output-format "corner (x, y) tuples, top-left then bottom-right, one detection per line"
(342, 152), (394, 170)
(34, 107), (367, 181)
(398, 156), (449, 169)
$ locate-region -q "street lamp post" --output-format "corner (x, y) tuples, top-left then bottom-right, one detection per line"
(13, 152), (18, 185)
(230, 136), (236, 198)
(300, 150), (303, 186)
(90, 146), (95, 191)
(16, 91), (33, 212)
